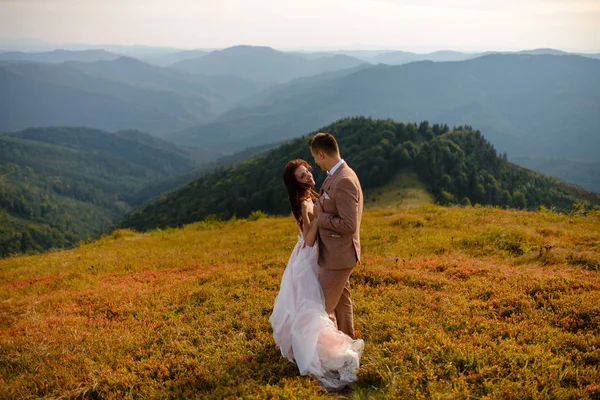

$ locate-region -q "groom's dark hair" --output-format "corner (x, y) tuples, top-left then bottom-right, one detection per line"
(309, 132), (339, 156)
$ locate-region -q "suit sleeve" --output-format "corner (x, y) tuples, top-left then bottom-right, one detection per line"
(317, 177), (359, 234)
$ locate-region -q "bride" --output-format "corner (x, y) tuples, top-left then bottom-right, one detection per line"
(269, 159), (364, 391)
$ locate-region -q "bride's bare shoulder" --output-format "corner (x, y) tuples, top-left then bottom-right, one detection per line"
(301, 198), (314, 212)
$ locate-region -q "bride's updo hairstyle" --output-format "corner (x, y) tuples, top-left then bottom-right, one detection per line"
(283, 159), (319, 229)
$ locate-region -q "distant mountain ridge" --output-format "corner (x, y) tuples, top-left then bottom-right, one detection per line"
(0, 58), (271, 139)
(2, 45), (598, 192)
(2, 46), (597, 67)
(141, 49), (210, 66)
(0, 66), (216, 135)
(0, 49), (122, 63)
(370, 50), (476, 65)
(169, 54), (600, 174)
(171, 45), (367, 83)
(363, 48), (600, 64)
(0, 52), (283, 137)
(65, 56), (270, 104)
(511, 157), (600, 193)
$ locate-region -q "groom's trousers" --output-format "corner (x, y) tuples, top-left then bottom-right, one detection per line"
(319, 267), (355, 339)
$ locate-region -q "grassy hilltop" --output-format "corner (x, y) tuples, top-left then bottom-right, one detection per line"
(1, 205), (600, 398)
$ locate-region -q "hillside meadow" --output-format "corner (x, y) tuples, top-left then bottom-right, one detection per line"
(1, 205), (599, 399)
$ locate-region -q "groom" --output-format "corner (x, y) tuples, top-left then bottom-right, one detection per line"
(310, 132), (363, 339)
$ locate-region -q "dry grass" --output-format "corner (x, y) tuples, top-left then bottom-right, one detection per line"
(1, 206), (599, 399)
(365, 170), (433, 209)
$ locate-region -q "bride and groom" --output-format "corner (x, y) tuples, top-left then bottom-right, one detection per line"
(269, 132), (364, 391)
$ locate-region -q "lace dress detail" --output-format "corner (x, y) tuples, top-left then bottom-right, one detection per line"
(269, 234), (364, 391)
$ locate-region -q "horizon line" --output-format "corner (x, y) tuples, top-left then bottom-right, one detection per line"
(1, 38), (599, 54)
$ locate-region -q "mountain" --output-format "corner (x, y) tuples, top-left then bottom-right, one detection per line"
(234, 64), (372, 108)
(370, 50), (477, 65)
(517, 48), (570, 56)
(0, 127), (195, 257)
(66, 56), (273, 104)
(0, 56), (278, 135)
(141, 49), (210, 66)
(170, 45), (367, 83)
(119, 117), (599, 232)
(328, 49), (395, 60)
(0, 60), (224, 136)
(125, 141), (278, 207)
(272, 49), (397, 61)
(168, 55), (600, 180)
(368, 48), (600, 65)
(0, 49), (121, 63)
(0, 42), (186, 57)
(103, 45), (189, 59)
(511, 157), (600, 193)
(65, 57), (223, 103)
(189, 74), (274, 104)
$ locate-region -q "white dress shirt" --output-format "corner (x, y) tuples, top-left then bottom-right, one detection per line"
(328, 159), (345, 176)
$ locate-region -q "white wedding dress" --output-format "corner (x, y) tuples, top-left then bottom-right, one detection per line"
(269, 233), (364, 391)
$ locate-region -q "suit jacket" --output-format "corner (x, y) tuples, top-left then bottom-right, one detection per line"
(317, 162), (363, 270)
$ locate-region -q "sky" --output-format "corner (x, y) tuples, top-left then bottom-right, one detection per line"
(1, 0), (599, 52)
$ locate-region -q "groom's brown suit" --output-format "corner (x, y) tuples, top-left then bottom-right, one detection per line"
(317, 161), (363, 339)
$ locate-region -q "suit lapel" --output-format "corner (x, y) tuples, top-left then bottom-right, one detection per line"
(321, 176), (332, 194)
(320, 175), (331, 195)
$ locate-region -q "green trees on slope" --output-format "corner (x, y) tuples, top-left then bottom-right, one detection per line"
(119, 117), (599, 232)
(0, 127), (194, 257)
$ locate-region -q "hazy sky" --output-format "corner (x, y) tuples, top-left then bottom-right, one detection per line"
(1, 0), (599, 52)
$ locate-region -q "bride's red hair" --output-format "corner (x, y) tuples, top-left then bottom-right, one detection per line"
(283, 159), (319, 229)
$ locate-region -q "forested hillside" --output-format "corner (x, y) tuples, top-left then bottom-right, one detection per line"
(119, 117), (599, 231)
(0, 127), (194, 256)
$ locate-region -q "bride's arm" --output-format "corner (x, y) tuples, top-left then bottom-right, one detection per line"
(301, 200), (319, 247)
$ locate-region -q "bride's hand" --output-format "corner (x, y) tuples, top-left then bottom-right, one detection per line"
(313, 200), (322, 217)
